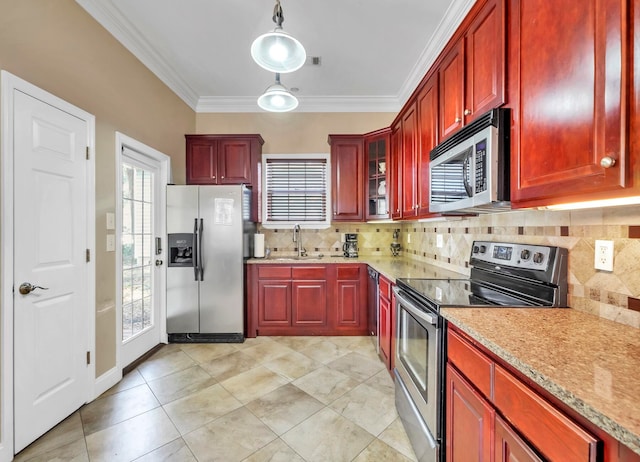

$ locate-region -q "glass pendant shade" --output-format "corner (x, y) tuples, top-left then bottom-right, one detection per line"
(257, 77), (299, 112)
(251, 28), (306, 73)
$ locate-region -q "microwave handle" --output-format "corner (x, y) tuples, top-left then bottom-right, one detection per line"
(462, 150), (473, 197)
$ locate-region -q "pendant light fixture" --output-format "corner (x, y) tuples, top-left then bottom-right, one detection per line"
(257, 73), (299, 112)
(251, 0), (306, 73)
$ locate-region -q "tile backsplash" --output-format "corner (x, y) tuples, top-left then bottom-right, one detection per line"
(258, 205), (640, 328)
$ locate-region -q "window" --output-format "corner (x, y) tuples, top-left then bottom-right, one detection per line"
(262, 153), (331, 228)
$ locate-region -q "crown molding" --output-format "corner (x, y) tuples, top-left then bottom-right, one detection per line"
(196, 95), (401, 113)
(397, 0), (478, 106)
(75, 0), (200, 110)
(76, 0), (476, 113)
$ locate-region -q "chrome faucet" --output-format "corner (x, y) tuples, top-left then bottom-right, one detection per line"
(293, 223), (307, 257)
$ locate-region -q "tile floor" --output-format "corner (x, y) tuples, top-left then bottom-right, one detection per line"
(15, 336), (418, 462)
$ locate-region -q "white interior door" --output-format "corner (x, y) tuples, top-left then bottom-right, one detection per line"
(12, 90), (91, 452)
(119, 142), (167, 367)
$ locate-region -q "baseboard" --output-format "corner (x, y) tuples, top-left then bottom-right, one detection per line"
(92, 366), (122, 400)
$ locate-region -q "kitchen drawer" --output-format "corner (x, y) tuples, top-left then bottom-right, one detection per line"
(494, 364), (599, 462)
(336, 265), (360, 280)
(258, 266), (292, 279)
(292, 266), (327, 280)
(447, 329), (493, 400)
(379, 274), (392, 300)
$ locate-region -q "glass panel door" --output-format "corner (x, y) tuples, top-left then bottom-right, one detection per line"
(121, 163), (154, 342)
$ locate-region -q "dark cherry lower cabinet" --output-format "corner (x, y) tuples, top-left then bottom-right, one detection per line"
(378, 275), (393, 369)
(447, 326), (640, 462)
(247, 264), (367, 336)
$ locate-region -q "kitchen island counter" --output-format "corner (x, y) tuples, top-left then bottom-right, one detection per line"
(441, 307), (640, 457)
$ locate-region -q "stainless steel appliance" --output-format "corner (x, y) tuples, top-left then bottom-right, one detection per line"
(429, 108), (510, 214)
(166, 185), (255, 342)
(394, 241), (568, 462)
(343, 233), (359, 258)
(367, 266), (379, 352)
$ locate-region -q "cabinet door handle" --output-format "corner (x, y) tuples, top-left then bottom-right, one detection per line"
(600, 156), (616, 168)
(464, 109), (471, 116)
(212, 175), (216, 179)
(221, 176), (225, 179)
(455, 117), (462, 123)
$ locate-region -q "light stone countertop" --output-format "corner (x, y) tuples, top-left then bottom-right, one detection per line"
(246, 255), (468, 282)
(441, 308), (640, 456)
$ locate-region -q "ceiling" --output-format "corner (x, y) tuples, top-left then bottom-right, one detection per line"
(76, 0), (476, 113)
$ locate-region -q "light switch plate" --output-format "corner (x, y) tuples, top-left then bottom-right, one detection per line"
(106, 212), (115, 230)
(106, 234), (116, 252)
(594, 239), (614, 271)
(436, 234), (444, 248)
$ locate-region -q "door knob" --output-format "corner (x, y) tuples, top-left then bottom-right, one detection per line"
(19, 283), (49, 295)
(155, 259), (164, 266)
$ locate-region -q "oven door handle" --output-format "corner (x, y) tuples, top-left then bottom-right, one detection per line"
(394, 287), (438, 325)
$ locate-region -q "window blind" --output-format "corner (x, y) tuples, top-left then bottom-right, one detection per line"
(265, 158), (328, 222)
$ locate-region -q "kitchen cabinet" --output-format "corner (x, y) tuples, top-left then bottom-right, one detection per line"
(439, 0), (505, 140)
(447, 326), (602, 461)
(508, 0), (635, 207)
(389, 122), (402, 220)
(246, 263), (367, 336)
(328, 135), (365, 222)
(416, 73), (439, 217)
(401, 101), (419, 218)
(185, 134), (263, 185)
(378, 275), (393, 369)
(446, 364), (494, 462)
(365, 128), (390, 220)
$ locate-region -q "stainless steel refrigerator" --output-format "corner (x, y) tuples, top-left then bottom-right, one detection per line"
(166, 184), (254, 342)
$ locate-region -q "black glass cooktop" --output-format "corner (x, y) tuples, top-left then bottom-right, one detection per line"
(396, 278), (541, 310)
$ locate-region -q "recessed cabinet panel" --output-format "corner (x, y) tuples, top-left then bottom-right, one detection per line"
(217, 139), (252, 184)
(186, 143), (217, 184)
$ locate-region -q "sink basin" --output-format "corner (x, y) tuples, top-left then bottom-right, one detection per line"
(268, 255), (324, 261)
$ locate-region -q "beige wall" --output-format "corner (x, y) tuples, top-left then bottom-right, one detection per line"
(0, 0), (196, 380)
(196, 113), (395, 154)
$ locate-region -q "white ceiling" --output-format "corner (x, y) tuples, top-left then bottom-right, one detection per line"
(76, 0), (476, 113)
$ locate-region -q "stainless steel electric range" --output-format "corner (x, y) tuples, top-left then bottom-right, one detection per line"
(393, 241), (568, 462)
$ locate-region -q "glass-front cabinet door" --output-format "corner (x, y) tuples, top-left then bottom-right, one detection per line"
(365, 128), (391, 220)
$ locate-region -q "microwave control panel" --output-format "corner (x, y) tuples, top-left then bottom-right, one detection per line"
(475, 138), (487, 193)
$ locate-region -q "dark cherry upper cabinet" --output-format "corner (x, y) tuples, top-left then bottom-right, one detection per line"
(328, 135), (365, 222)
(389, 122), (403, 220)
(439, 0), (505, 141)
(509, 0), (633, 207)
(416, 73), (439, 218)
(401, 101), (419, 218)
(364, 128), (391, 220)
(185, 135), (263, 185)
(439, 40), (465, 141)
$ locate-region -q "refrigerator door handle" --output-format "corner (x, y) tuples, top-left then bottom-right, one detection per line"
(193, 218), (199, 281)
(198, 218), (204, 281)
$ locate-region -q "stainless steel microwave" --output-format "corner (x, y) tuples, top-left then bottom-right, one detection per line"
(429, 108), (510, 213)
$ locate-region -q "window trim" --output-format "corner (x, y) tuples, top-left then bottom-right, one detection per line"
(261, 153), (331, 229)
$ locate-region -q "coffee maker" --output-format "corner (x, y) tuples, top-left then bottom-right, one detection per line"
(343, 233), (359, 258)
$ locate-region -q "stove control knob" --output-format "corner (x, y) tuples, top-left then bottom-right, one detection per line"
(479, 245), (487, 253)
(473, 245), (479, 254)
(520, 249), (531, 260)
(533, 252), (544, 264)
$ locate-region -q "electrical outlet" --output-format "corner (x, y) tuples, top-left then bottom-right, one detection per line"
(594, 239), (614, 271)
(407, 233), (411, 244)
(436, 234), (444, 248)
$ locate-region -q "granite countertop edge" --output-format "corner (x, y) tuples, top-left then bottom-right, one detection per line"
(441, 309), (640, 456)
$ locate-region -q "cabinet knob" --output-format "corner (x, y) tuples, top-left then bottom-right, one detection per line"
(600, 156), (616, 168)
(221, 176), (225, 179)
(455, 117), (462, 123)
(464, 109), (471, 116)
(212, 176), (216, 179)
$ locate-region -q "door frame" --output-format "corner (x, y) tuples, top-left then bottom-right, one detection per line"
(0, 71), (96, 461)
(115, 132), (170, 373)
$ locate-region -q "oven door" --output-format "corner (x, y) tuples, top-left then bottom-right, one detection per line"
(394, 287), (441, 462)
